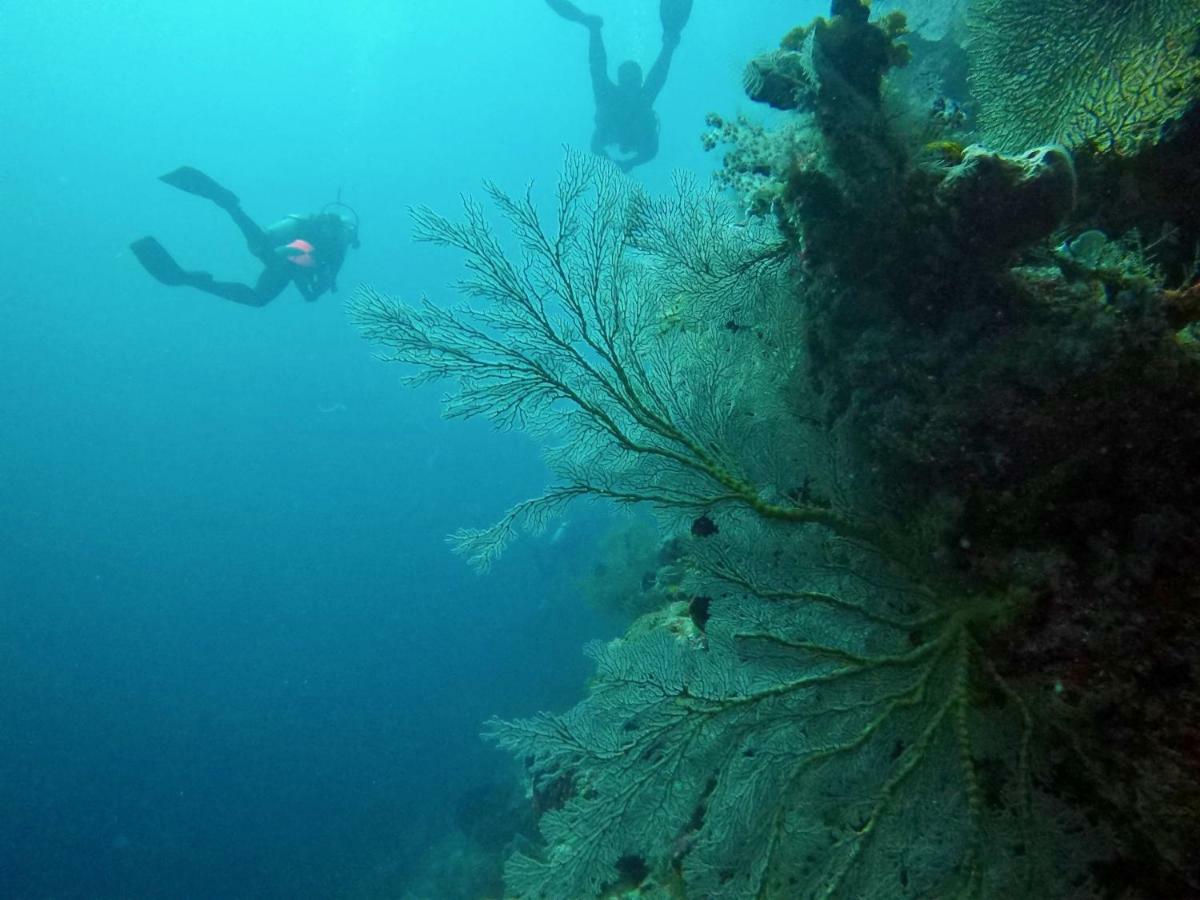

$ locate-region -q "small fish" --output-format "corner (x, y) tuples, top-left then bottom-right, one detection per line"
(1059, 229), (1108, 266)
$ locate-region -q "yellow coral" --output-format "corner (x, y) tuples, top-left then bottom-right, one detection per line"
(924, 139), (966, 165)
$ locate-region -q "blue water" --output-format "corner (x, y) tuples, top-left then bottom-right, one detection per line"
(0, 2), (816, 896)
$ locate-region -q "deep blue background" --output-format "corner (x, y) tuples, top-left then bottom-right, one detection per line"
(0, 2), (812, 896)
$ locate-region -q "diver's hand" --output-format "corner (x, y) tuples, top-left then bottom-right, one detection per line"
(296, 277), (319, 302)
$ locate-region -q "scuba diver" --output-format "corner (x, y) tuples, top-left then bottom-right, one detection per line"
(546, 0), (693, 172)
(130, 167), (359, 307)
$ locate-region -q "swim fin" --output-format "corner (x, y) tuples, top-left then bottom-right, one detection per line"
(130, 236), (190, 286)
(158, 166), (240, 209)
(660, 0), (692, 39)
(545, 0), (594, 25)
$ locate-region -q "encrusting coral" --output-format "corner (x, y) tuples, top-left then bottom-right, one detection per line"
(701, 1), (1200, 893)
(934, 144), (1076, 262)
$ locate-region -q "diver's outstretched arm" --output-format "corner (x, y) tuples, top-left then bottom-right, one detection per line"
(586, 18), (611, 100)
(545, 0), (609, 96)
(643, 36), (678, 104)
(645, 0), (691, 102)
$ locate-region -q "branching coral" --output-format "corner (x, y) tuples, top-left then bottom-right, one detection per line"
(350, 151), (862, 570)
(968, 0), (1200, 153)
(352, 142), (1151, 895)
(489, 523), (1112, 898)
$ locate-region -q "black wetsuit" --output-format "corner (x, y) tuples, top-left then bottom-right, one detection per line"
(224, 210), (352, 306)
(587, 24), (678, 171)
(547, 0), (690, 172)
(131, 167), (356, 307)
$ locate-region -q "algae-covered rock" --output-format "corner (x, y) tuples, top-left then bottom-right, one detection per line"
(936, 144), (1076, 261)
(742, 0), (910, 115)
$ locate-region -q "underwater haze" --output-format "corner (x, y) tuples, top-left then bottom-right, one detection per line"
(0, 1), (814, 897)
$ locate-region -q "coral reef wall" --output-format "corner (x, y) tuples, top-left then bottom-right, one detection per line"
(356, 1), (1200, 896)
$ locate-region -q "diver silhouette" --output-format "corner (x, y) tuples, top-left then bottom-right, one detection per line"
(130, 167), (359, 307)
(547, 0), (693, 172)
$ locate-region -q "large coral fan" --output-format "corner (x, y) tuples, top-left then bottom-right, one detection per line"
(968, 0), (1200, 153)
(490, 528), (1113, 898)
